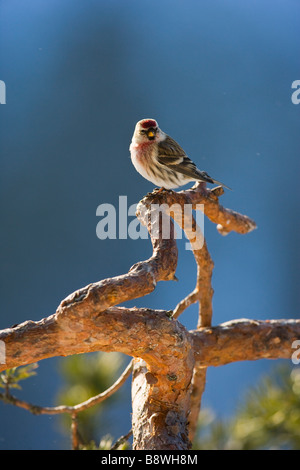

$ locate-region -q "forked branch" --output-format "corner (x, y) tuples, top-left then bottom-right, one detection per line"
(1, 184), (297, 450)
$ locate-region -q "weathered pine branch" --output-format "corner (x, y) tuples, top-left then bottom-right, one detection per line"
(2, 184), (297, 450)
(165, 198), (214, 440)
(191, 319), (300, 366)
(1, 314), (299, 372)
(120, 183), (255, 449)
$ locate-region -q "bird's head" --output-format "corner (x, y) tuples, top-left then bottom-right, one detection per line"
(133, 119), (160, 143)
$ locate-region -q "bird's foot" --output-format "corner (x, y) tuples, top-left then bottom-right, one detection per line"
(153, 187), (164, 194)
(153, 187), (174, 195)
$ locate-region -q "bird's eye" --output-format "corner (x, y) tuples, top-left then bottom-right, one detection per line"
(140, 130), (147, 135)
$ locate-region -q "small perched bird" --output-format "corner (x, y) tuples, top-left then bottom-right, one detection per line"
(130, 118), (231, 190)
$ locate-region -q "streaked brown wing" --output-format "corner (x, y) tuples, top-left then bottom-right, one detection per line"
(157, 136), (207, 180)
(157, 135), (230, 188)
(157, 136), (186, 164)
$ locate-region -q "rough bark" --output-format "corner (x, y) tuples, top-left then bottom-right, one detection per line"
(1, 184), (297, 450)
(1, 314), (298, 372)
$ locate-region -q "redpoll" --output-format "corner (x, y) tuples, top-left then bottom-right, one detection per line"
(130, 118), (231, 190)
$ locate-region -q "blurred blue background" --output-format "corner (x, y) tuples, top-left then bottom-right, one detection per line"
(0, 0), (299, 449)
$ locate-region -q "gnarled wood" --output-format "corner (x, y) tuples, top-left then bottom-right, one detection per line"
(4, 185), (292, 451)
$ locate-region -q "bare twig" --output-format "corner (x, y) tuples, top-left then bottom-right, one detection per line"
(181, 183), (257, 235)
(71, 413), (80, 450)
(110, 429), (133, 450)
(173, 213), (213, 440)
(0, 360), (133, 416)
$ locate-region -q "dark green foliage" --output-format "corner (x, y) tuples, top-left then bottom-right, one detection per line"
(0, 364), (38, 391)
(194, 365), (300, 450)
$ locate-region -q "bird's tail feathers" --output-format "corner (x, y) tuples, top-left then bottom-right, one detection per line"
(211, 178), (232, 191)
(198, 171), (232, 190)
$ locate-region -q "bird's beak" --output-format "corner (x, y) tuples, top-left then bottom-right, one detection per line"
(147, 130), (155, 138)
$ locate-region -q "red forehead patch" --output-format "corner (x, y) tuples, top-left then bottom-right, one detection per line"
(141, 119), (157, 129)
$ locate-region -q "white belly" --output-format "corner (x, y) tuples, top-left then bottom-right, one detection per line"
(130, 141), (193, 189)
